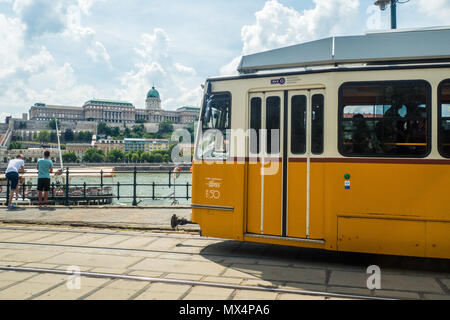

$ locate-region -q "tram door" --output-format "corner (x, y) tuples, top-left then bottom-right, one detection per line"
(247, 92), (284, 236)
(286, 90), (325, 239)
(246, 90), (325, 240)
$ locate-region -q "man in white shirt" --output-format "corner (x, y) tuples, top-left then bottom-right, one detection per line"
(5, 154), (25, 209)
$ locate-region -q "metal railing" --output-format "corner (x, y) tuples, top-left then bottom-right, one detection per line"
(4, 167), (192, 207)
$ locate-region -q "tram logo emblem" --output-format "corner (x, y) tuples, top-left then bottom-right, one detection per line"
(205, 178), (222, 189)
(271, 77), (286, 85)
(205, 178), (222, 200)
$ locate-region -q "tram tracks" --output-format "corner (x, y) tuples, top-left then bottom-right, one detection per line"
(0, 265), (394, 300)
(0, 225), (444, 300)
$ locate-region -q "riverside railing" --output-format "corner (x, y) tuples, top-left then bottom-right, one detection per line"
(4, 167), (192, 207)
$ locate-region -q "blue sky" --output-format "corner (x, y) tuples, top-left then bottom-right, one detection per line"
(0, 0), (449, 120)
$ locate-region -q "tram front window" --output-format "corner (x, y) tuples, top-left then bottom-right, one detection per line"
(439, 80), (450, 157)
(339, 81), (430, 157)
(197, 92), (231, 160)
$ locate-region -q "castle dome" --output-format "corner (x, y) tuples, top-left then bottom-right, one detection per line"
(146, 86), (160, 99)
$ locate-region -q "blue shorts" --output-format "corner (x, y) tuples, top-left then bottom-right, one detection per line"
(5, 172), (19, 190)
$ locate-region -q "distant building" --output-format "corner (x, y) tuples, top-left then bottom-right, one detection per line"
(29, 103), (84, 122)
(95, 139), (125, 155)
(66, 143), (93, 160)
(28, 86), (200, 126)
(83, 100), (135, 124)
(146, 86), (162, 110)
(124, 138), (169, 153)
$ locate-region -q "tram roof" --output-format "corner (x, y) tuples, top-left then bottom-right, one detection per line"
(237, 27), (450, 74)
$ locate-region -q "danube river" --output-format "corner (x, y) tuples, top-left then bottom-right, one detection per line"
(64, 171), (192, 206)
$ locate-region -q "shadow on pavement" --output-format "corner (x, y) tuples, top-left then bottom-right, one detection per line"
(199, 240), (450, 298)
(6, 207), (26, 211)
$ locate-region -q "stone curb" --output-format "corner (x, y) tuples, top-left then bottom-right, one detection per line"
(0, 219), (200, 233)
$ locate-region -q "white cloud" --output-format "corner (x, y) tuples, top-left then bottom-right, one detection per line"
(13, 0), (68, 39)
(87, 41), (111, 65)
(135, 28), (170, 61)
(221, 0), (360, 75)
(77, 0), (106, 15)
(64, 4), (111, 65)
(0, 12), (99, 119)
(0, 14), (25, 79)
(116, 28), (203, 110)
(416, 0), (450, 22)
(65, 4), (95, 39)
(174, 63), (196, 76)
(219, 56), (242, 76)
(9, 0), (111, 65)
(241, 0), (360, 55)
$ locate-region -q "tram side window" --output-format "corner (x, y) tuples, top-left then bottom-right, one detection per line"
(312, 94), (324, 155)
(339, 81), (430, 157)
(266, 96), (281, 155)
(250, 98), (262, 154)
(197, 92), (231, 159)
(291, 95), (307, 155)
(439, 80), (450, 158)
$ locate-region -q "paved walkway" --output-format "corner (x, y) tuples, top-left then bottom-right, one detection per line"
(0, 226), (449, 300)
(0, 206), (197, 232)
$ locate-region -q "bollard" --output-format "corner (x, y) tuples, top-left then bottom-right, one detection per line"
(152, 182), (155, 200)
(132, 166), (137, 206)
(186, 182), (190, 200)
(65, 167), (70, 206)
(168, 170), (171, 188)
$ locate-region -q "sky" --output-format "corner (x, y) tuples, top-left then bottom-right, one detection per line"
(0, 0), (449, 120)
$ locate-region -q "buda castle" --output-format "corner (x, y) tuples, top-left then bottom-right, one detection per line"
(28, 86), (200, 125)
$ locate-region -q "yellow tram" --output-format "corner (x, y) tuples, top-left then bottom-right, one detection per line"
(191, 27), (450, 259)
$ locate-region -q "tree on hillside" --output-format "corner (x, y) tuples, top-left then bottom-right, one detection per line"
(107, 149), (125, 163)
(152, 153), (163, 163)
(111, 126), (120, 137)
(50, 131), (58, 143)
(62, 152), (78, 163)
(83, 148), (105, 163)
(9, 142), (24, 150)
(158, 120), (174, 135)
(36, 130), (51, 143)
(76, 131), (93, 142)
(48, 119), (61, 130)
(64, 128), (74, 142)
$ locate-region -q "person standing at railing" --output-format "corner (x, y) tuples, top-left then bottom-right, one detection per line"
(37, 151), (53, 208)
(5, 154), (25, 209)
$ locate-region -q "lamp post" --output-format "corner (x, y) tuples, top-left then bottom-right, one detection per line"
(374, 0), (406, 30)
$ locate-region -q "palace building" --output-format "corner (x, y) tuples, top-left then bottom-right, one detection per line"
(28, 86), (200, 125)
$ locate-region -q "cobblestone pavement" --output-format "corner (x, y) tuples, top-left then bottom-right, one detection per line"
(0, 225), (449, 300)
